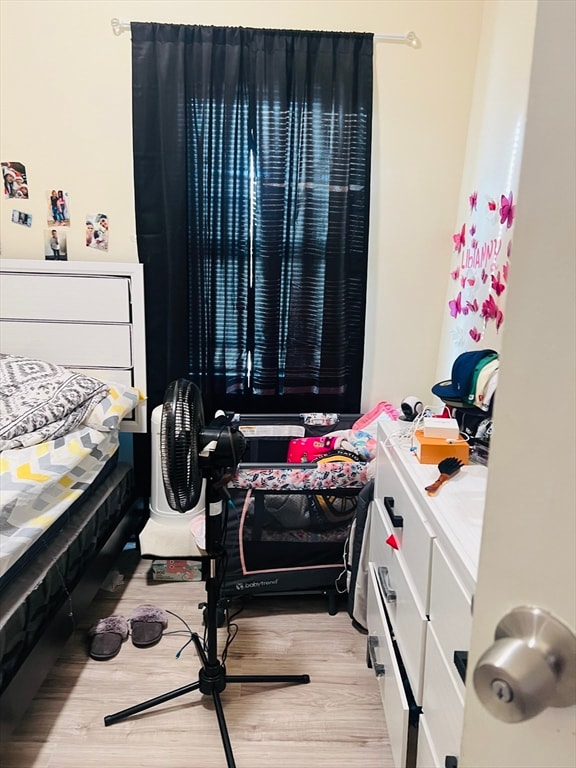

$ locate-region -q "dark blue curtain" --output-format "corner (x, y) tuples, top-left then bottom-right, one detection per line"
(131, 23), (373, 420)
(251, 32), (372, 404)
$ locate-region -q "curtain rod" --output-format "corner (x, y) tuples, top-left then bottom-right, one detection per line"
(110, 18), (420, 47)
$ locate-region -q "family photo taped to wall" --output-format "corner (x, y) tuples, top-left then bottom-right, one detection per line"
(2, 161), (28, 199)
(46, 189), (70, 227)
(44, 228), (67, 261)
(85, 213), (109, 251)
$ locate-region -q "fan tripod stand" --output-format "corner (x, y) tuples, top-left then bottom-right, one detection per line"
(104, 476), (310, 768)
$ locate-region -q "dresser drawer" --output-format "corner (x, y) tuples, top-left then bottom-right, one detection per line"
(385, 551), (428, 704)
(371, 508), (428, 704)
(429, 540), (472, 693)
(421, 624), (464, 763)
(0, 273), (131, 322)
(367, 563), (412, 768)
(369, 498), (397, 570)
(374, 443), (434, 612)
(416, 716), (441, 768)
(0, 320), (133, 368)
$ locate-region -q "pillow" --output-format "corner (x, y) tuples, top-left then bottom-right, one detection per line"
(0, 353), (109, 448)
(83, 382), (145, 431)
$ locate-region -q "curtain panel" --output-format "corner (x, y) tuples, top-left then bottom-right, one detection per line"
(131, 23), (373, 419)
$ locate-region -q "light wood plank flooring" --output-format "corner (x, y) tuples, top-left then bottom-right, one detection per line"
(2, 551), (392, 768)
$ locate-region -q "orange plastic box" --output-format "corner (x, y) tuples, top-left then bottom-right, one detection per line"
(413, 429), (469, 465)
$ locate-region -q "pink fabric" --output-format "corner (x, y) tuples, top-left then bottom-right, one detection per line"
(286, 435), (338, 463)
(352, 400), (399, 430)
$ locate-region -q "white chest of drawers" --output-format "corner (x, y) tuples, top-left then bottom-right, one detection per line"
(366, 421), (488, 768)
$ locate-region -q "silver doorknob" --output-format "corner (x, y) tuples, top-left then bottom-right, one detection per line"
(473, 606), (576, 723)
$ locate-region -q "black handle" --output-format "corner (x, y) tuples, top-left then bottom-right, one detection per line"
(453, 650), (468, 684)
(383, 496), (403, 527)
(367, 636), (386, 677)
(445, 757), (458, 768)
(377, 566), (397, 604)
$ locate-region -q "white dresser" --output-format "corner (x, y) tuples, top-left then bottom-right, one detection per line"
(366, 420), (488, 768)
(0, 259), (147, 431)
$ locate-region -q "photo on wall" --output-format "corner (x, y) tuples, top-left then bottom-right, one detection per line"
(85, 212), (109, 251)
(2, 161), (29, 199)
(11, 209), (32, 227)
(44, 228), (68, 261)
(46, 189), (70, 227)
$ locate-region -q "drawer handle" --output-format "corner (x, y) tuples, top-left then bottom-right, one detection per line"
(377, 565), (397, 603)
(384, 496), (403, 527)
(453, 650), (468, 684)
(367, 636), (386, 678)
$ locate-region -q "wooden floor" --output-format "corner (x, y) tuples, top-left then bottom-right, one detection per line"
(2, 551), (392, 768)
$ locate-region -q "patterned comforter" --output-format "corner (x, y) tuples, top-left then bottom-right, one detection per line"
(0, 427), (118, 579)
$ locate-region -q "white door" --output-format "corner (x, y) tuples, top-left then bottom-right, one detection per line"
(461, 2), (576, 766)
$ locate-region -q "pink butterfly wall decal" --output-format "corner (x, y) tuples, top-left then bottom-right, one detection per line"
(466, 299), (478, 313)
(488, 200), (497, 211)
(500, 191), (516, 228)
(491, 271), (506, 296)
(469, 191), (478, 211)
(470, 224), (476, 236)
(481, 294), (504, 330)
(507, 240), (512, 259)
(481, 268), (488, 284)
(453, 224), (466, 253)
(450, 266), (460, 281)
(449, 292), (462, 318)
(503, 262), (509, 283)
(481, 294), (498, 319)
(469, 327), (482, 342)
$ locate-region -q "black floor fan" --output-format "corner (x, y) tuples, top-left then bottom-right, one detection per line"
(104, 379), (310, 767)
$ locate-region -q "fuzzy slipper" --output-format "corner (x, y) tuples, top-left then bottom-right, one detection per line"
(129, 605), (169, 648)
(88, 614), (129, 660)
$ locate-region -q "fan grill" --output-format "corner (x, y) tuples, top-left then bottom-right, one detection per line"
(160, 379), (204, 512)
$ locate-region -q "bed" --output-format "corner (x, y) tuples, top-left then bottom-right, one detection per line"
(0, 260), (147, 739)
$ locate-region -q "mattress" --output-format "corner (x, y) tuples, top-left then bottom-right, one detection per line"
(0, 426), (120, 582)
(0, 461), (136, 698)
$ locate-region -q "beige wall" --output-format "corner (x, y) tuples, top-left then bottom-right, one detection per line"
(0, 0), (484, 408)
(436, 0), (537, 382)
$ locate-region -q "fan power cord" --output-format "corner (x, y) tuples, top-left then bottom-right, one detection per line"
(163, 608), (204, 659)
